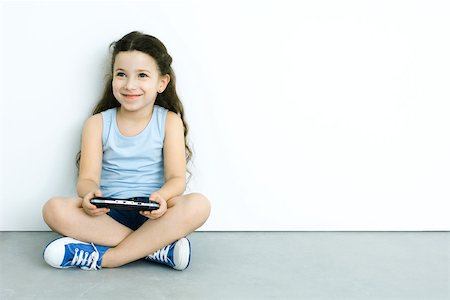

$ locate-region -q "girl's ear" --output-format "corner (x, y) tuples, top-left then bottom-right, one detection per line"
(158, 74), (170, 93)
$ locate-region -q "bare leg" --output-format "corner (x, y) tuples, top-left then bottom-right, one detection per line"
(42, 197), (133, 247)
(101, 193), (211, 268)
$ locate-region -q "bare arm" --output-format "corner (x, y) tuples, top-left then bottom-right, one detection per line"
(76, 114), (107, 215)
(159, 111), (187, 201)
(76, 113), (103, 196)
(142, 111), (187, 218)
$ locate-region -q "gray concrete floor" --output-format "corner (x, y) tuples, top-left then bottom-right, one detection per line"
(0, 232), (449, 299)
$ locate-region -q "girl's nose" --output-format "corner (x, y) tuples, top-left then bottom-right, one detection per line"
(125, 78), (137, 90)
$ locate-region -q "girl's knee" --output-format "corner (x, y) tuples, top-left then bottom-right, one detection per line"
(42, 197), (58, 226)
(186, 193), (211, 224)
(42, 197), (70, 229)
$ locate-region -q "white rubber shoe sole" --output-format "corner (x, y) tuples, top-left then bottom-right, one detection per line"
(173, 237), (191, 270)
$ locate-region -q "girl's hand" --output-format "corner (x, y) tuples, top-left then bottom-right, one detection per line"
(82, 190), (110, 217)
(140, 192), (167, 219)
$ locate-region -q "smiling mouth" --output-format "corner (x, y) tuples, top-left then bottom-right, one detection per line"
(123, 94), (142, 100)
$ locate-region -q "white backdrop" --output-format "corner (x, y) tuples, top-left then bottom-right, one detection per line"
(1, 0), (449, 231)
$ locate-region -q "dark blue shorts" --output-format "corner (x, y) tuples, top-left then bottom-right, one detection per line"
(107, 209), (149, 231)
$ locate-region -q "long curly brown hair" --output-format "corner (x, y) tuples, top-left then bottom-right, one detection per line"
(76, 31), (192, 172)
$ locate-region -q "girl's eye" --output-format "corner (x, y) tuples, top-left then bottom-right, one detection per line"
(138, 73), (149, 78)
(116, 72), (126, 77)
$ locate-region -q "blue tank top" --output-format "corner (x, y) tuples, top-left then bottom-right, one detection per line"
(100, 105), (168, 198)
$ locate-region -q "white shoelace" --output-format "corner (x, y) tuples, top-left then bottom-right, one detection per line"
(70, 243), (100, 270)
(148, 245), (173, 265)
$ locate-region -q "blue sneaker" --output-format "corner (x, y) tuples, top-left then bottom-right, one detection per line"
(43, 237), (110, 270)
(145, 237), (191, 270)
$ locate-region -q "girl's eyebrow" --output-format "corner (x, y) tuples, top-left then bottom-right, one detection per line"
(114, 68), (152, 73)
(137, 69), (152, 74)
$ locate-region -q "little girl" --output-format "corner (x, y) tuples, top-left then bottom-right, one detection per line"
(42, 31), (211, 271)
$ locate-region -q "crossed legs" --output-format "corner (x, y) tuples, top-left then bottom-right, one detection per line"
(42, 193), (211, 268)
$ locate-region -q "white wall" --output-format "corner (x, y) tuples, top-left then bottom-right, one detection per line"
(1, 0), (449, 231)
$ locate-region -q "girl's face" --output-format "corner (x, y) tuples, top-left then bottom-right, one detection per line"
(112, 50), (169, 113)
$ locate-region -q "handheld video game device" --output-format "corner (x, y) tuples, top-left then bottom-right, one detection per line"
(90, 197), (160, 211)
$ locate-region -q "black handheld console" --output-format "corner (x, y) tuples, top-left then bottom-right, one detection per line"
(90, 197), (159, 211)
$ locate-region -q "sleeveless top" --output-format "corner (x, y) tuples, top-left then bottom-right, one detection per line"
(100, 105), (168, 198)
